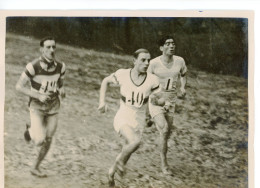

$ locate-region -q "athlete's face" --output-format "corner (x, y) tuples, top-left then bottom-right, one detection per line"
(134, 52), (151, 73)
(160, 39), (176, 56)
(41, 40), (56, 61)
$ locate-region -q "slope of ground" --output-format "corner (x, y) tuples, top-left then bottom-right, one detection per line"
(4, 33), (248, 188)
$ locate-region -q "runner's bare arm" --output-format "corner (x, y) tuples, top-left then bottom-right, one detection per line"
(15, 72), (50, 103)
(98, 74), (115, 113)
(58, 62), (66, 98)
(180, 74), (187, 97)
(150, 78), (165, 106)
(150, 89), (167, 107)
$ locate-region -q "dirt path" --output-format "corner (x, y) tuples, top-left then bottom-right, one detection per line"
(4, 34), (248, 188)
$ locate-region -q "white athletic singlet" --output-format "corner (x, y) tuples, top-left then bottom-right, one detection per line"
(147, 55), (187, 92)
(111, 69), (160, 133)
(148, 55), (187, 117)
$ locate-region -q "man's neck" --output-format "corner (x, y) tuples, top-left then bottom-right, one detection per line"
(42, 55), (54, 63)
(162, 54), (173, 64)
(131, 67), (145, 78)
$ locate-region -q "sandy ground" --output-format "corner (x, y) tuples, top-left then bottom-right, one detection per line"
(4, 34), (248, 188)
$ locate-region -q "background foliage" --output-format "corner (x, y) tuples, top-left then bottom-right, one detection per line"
(6, 17), (248, 77)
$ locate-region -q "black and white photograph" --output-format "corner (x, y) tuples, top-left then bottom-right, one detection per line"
(1, 10), (253, 188)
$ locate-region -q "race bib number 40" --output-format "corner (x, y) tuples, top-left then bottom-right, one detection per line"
(125, 91), (146, 108)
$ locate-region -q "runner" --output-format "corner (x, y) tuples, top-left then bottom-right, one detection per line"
(148, 35), (187, 175)
(15, 36), (66, 177)
(98, 49), (160, 187)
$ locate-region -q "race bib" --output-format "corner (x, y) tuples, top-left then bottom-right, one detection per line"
(125, 91), (146, 108)
(39, 80), (58, 94)
(162, 77), (177, 91)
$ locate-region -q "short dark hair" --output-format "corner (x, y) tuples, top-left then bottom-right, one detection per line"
(40, 36), (55, 47)
(158, 35), (175, 47)
(133, 48), (150, 59)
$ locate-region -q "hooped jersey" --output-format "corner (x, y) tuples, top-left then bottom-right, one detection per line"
(147, 55), (187, 92)
(111, 69), (159, 108)
(23, 56), (66, 95)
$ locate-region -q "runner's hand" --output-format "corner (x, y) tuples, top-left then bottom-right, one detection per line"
(179, 87), (186, 99)
(150, 93), (165, 106)
(163, 104), (170, 111)
(59, 87), (66, 99)
(163, 101), (172, 111)
(38, 94), (51, 103)
(98, 103), (108, 113)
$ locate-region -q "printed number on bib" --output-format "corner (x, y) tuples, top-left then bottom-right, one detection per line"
(125, 91), (146, 108)
(39, 80), (58, 94)
(163, 77), (176, 91)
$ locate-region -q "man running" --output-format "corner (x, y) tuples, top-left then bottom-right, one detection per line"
(98, 49), (160, 187)
(148, 35), (187, 175)
(16, 36), (66, 177)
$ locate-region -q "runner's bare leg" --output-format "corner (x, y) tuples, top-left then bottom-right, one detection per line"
(108, 125), (141, 186)
(31, 113), (58, 177)
(154, 113), (173, 174)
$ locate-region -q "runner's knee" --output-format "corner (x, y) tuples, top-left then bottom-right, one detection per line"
(131, 137), (141, 149)
(156, 121), (169, 135)
(45, 137), (52, 144)
(34, 136), (52, 146)
(134, 137), (141, 146)
(34, 137), (46, 146)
